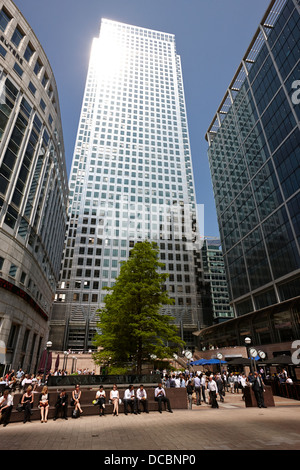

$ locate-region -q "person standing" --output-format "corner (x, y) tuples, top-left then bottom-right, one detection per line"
(123, 385), (138, 415)
(200, 373), (207, 403)
(252, 372), (267, 408)
(207, 376), (219, 408)
(136, 385), (149, 413)
(154, 382), (173, 413)
(216, 374), (224, 403)
(0, 389), (14, 427)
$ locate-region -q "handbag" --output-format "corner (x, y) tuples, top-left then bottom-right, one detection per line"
(16, 403), (24, 412)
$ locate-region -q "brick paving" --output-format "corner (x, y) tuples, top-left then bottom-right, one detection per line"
(0, 392), (299, 452)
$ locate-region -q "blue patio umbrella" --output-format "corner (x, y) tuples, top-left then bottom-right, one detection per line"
(190, 358), (207, 365)
(202, 358), (227, 365)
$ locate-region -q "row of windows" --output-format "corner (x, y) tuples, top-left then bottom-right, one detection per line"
(0, 6), (56, 120)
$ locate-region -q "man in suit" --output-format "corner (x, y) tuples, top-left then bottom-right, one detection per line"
(53, 389), (68, 420)
(252, 372), (267, 408)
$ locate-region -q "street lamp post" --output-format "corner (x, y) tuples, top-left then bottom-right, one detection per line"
(216, 352), (223, 373)
(42, 341), (52, 384)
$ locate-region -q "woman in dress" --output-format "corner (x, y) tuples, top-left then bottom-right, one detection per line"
(39, 385), (49, 422)
(110, 384), (119, 416)
(72, 385), (83, 415)
(21, 385), (34, 423)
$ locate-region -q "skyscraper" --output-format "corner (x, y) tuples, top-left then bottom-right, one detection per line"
(0, 0), (68, 373)
(201, 0), (300, 352)
(51, 19), (204, 351)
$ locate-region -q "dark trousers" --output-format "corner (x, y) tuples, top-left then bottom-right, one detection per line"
(0, 405), (13, 425)
(124, 398), (137, 414)
(23, 402), (33, 422)
(254, 389), (265, 408)
(138, 399), (148, 413)
(201, 385), (207, 403)
(54, 403), (68, 419)
(209, 391), (219, 408)
(155, 396), (171, 412)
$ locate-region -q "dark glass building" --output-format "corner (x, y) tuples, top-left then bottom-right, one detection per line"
(201, 0), (300, 354)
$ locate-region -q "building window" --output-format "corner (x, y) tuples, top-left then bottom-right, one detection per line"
(11, 26), (25, 48)
(23, 42), (35, 62)
(0, 8), (11, 32)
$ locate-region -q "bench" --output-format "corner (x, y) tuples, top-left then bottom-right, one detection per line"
(7, 386), (188, 423)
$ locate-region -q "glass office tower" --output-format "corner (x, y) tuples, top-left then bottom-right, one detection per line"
(201, 0), (300, 351)
(51, 19), (204, 351)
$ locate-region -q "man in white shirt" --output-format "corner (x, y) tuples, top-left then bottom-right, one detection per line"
(136, 384), (149, 413)
(154, 383), (173, 413)
(123, 385), (138, 415)
(0, 389), (14, 426)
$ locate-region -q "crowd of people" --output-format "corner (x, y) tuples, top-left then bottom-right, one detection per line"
(0, 365), (294, 427)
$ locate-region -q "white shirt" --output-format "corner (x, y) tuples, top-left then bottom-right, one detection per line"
(207, 379), (218, 393)
(136, 388), (147, 400)
(0, 394), (13, 407)
(124, 388), (135, 400)
(155, 386), (166, 398)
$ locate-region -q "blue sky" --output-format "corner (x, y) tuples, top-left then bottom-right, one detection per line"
(14, 0), (270, 237)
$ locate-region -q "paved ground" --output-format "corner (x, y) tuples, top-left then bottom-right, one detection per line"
(0, 392), (299, 454)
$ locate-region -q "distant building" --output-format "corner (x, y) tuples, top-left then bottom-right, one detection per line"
(201, 237), (234, 324)
(0, 1), (68, 373)
(201, 0), (300, 355)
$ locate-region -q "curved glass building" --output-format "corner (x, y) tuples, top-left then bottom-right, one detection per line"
(0, 1), (68, 373)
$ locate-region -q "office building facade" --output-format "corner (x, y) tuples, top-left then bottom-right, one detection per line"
(0, 1), (68, 373)
(201, 0), (300, 353)
(201, 238), (234, 323)
(51, 19), (204, 351)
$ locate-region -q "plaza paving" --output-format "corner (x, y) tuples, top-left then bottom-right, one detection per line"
(0, 392), (299, 452)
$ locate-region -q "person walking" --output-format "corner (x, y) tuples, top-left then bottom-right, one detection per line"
(216, 374), (224, 403)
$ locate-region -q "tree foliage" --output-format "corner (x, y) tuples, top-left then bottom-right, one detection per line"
(93, 241), (184, 373)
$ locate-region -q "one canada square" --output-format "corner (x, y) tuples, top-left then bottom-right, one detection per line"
(50, 19), (204, 352)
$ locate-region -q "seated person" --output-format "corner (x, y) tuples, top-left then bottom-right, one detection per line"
(0, 389), (14, 427)
(136, 384), (149, 413)
(154, 382), (173, 413)
(123, 385), (138, 415)
(53, 389), (68, 420)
